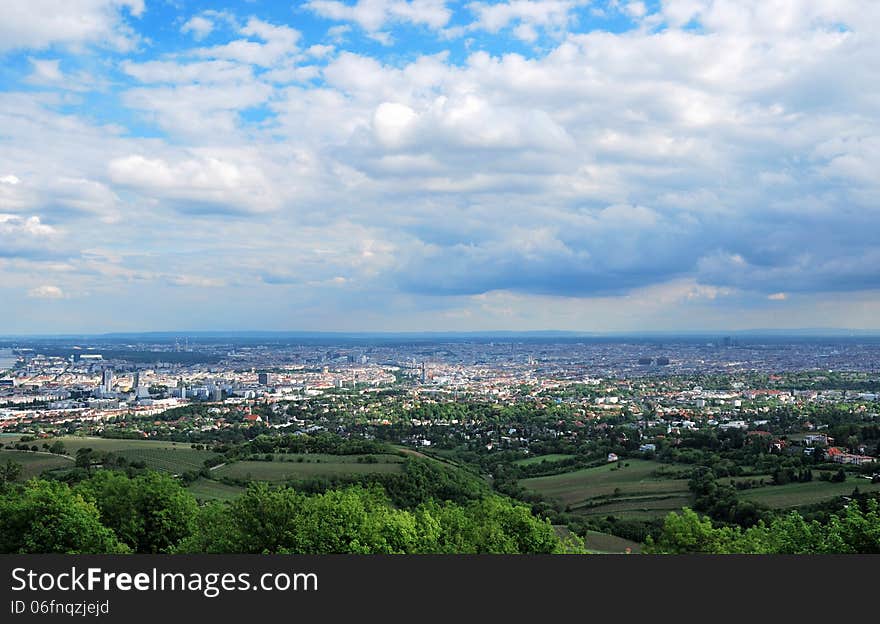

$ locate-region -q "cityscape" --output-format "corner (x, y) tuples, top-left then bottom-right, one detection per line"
(2, 332), (879, 555)
(4, 334), (880, 430)
(2, 0), (880, 569)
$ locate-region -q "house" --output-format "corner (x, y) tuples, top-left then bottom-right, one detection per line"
(639, 443), (656, 453)
(826, 446), (845, 460)
(804, 433), (832, 446)
(828, 447), (876, 465)
(607, 453), (619, 463)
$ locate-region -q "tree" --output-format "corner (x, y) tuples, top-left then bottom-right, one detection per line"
(176, 483), (573, 554)
(75, 471), (198, 553)
(75, 448), (95, 473)
(0, 460), (22, 484)
(0, 480), (128, 554)
(49, 441), (67, 455)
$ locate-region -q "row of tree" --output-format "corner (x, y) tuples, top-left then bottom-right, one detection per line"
(645, 499), (880, 554)
(0, 470), (576, 554)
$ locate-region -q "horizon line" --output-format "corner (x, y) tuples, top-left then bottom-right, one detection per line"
(3, 327), (880, 339)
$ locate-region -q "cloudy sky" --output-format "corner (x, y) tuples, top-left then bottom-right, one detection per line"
(1, 0), (879, 334)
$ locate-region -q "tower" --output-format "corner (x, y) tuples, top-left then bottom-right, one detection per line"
(102, 369), (114, 394)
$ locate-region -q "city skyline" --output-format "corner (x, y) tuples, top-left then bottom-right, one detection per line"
(3, 1), (880, 334)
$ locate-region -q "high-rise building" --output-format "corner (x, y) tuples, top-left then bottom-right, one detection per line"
(258, 372), (272, 386)
(102, 369), (114, 394)
(132, 371), (140, 389)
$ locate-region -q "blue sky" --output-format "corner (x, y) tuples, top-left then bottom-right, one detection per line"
(2, 0), (880, 333)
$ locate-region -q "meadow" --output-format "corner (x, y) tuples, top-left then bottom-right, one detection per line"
(3, 435), (197, 454)
(2, 435), (218, 475)
(186, 478), (247, 502)
(0, 449), (74, 479)
(520, 459), (693, 520)
(513, 453), (575, 467)
(115, 448), (218, 474)
(737, 476), (880, 509)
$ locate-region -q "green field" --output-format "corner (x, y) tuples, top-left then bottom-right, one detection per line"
(215, 457), (405, 482)
(514, 454), (575, 467)
(2, 436), (220, 475)
(116, 448), (217, 474)
(738, 477), (880, 509)
(0, 449), (73, 479)
(2, 435), (197, 454)
(186, 479), (247, 502)
(582, 531), (642, 554)
(520, 459), (693, 519)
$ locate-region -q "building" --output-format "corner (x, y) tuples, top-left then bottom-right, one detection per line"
(827, 447), (876, 465)
(101, 369), (114, 394)
(258, 372), (272, 386)
(607, 453), (619, 462)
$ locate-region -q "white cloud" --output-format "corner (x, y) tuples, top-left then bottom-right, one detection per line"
(28, 57), (63, 81)
(372, 102), (419, 148)
(4, 0), (880, 331)
(305, 0), (452, 35)
(0, 214), (61, 259)
(169, 275), (226, 288)
(624, 2), (647, 18)
(466, 0), (586, 41)
(48, 177), (122, 222)
(27, 285), (64, 299)
(122, 80), (273, 136)
(107, 153), (280, 214)
(193, 17), (300, 67)
(121, 59), (254, 84)
(181, 15), (214, 41)
(0, 0), (144, 53)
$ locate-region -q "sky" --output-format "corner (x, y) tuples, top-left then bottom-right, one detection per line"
(1, 0), (880, 334)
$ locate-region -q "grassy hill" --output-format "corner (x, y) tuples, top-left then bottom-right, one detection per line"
(520, 459), (693, 520)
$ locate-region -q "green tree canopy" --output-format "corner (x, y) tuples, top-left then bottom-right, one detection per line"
(75, 470), (198, 553)
(0, 480), (128, 554)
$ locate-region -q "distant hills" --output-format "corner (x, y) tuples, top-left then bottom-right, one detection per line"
(2, 328), (880, 341)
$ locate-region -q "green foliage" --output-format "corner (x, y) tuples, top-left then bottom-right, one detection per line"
(0, 467), (568, 554)
(0, 459), (23, 484)
(176, 483), (571, 554)
(646, 499), (880, 554)
(382, 458), (487, 508)
(75, 471), (198, 553)
(0, 480), (129, 553)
